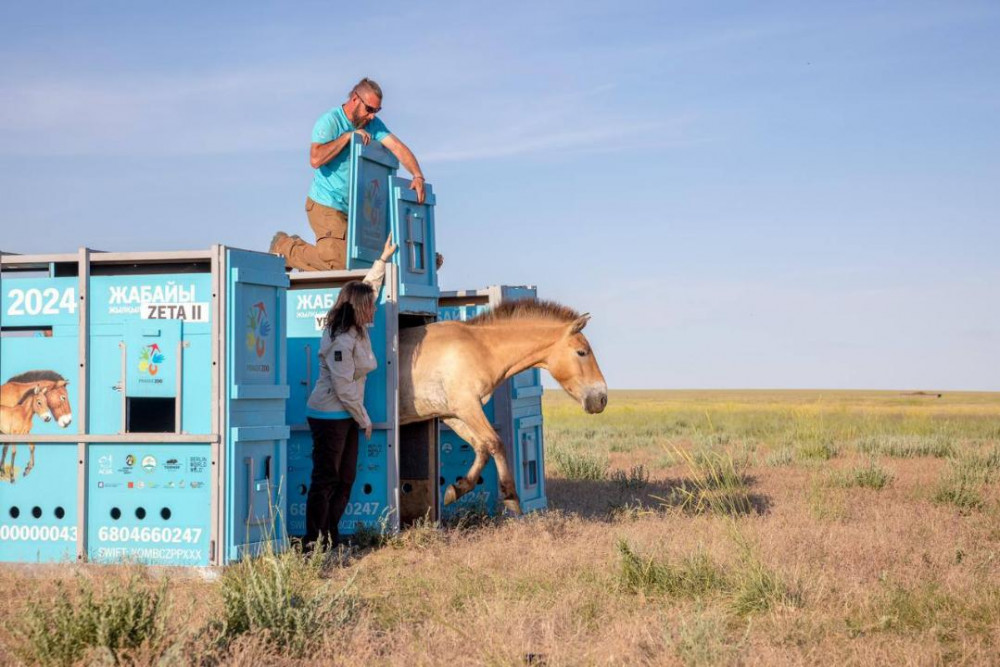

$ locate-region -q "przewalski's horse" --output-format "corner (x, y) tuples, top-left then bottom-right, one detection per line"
(399, 300), (608, 514)
(0, 371), (73, 429)
(0, 386), (54, 483)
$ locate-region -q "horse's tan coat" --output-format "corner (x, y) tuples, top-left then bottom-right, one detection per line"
(397, 301), (608, 513)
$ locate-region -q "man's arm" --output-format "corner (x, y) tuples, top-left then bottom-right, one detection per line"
(310, 131), (358, 169)
(380, 134), (426, 203)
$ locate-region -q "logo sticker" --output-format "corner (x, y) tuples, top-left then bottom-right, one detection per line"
(246, 302), (271, 359)
(141, 455), (157, 473)
(139, 344), (165, 376)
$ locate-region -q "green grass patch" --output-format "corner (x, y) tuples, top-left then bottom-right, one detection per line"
(796, 440), (839, 461)
(551, 447), (609, 480)
(659, 447), (757, 516)
(855, 435), (955, 458)
(616, 540), (728, 599)
(764, 447), (794, 467)
(835, 458), (895, 490)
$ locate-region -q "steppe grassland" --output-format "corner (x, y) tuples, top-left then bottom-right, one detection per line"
(0, 390), (998, 666)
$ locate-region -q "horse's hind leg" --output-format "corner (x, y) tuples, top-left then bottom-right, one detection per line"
(23, 443), (35, 477)
(441, 417), (491, 506)
(0, 444), (8, 480)
(443, 408), (522, 515)
(489, 445), (522, 516)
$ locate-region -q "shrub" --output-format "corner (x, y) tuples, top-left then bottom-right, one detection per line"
(14, 570), (168, 666)
(212, 542), (360, 656)
(551, 448), (609, 481)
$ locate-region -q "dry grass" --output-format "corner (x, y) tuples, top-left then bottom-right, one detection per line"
(1, 389), (999, 665)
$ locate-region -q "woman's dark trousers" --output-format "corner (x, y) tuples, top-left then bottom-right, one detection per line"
(304, 417), (359, 547)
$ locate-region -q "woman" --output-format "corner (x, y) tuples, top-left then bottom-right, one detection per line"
(304, 235), (396, 548)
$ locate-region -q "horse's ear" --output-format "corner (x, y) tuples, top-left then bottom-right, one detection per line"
(57, 380), (69, 388)
(569, 314), (591, 335)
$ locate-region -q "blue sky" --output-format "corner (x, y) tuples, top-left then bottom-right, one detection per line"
(1, 1), (998, 390)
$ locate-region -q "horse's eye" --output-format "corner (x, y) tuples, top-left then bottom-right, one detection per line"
(576, 350), (588, 357)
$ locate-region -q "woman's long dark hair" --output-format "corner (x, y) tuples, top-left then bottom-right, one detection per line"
(324, 281), (374, 338)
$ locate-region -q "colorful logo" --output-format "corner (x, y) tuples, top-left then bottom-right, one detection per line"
(125, 454), (136, 467)
(139, 344), (165, 376)
(246, 302), (271, 358)
(362, 178), (385, 229)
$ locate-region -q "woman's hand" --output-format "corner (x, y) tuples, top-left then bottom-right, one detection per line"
(380, 234), (398, 263)
(364, 422), (373, 440)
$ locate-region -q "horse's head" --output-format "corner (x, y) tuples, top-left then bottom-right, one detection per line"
(46, 380), (73, 427)
(21, 385), (53, 422)
(546, 314), (608, 414)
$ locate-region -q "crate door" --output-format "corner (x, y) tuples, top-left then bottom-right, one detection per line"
(390, 177), (439, 315)
(347, 136), (398, 269)
(225, 249), (290, 561)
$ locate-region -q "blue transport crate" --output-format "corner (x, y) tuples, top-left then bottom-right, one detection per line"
(284, 138), (443, 537)
(0, 247), (288, 566)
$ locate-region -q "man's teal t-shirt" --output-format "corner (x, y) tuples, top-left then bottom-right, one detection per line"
(308, 106), (391, 212)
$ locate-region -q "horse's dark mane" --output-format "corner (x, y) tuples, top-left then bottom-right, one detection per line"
(17, 387), (39, 405)
(466, 299), (580, 326)
(7, 370), (66, 383)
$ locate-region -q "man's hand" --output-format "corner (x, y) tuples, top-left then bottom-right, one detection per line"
(410, 176), (426, 204)
(364, 422), (373, 440)
(354, 129), (371, 145)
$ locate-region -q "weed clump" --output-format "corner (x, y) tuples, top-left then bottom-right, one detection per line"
(835, 458), (895, 490)
(210, 542), (360, 656)
(856, 435), (954, 459)
(616, 540), (727, 599)
(14, 570), (168, 666)
(617, 535), (800, 616)
(610, 464), (650, 491)
(764, 447), (794, 467)
(796, 440), (839, 461)
(551, 447), (609, 481)
(660, 447), (757, 516)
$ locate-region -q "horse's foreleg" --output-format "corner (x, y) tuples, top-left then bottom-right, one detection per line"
(6, 444), (16, 483)
(0, 444), (8, 480)
(23, 443), (35, 477)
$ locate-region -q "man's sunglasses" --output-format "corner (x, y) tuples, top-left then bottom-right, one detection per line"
(355, 93), (381, 114)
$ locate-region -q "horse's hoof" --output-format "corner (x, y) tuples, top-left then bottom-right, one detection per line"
(444, 485), (458, 505)
(503, 499), (523, 515)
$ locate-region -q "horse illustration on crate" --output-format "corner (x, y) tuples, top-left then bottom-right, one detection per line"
(0, 371), (74, 481)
